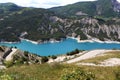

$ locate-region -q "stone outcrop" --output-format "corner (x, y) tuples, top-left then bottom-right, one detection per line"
(111, 0), (120, 12)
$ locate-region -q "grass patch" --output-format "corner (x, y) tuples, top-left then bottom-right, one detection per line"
(0, 63), (119, 80)
(79, 51), (120, 64)
(3, 63), (66, 80)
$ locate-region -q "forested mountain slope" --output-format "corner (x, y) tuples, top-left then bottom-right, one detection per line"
(0, 0), (120, 42)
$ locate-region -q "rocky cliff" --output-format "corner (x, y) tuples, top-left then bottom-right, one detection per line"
(112, 0), (120, 12)
(48, 16), (120, 41)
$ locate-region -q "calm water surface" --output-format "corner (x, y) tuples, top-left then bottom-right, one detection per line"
(0, 38), (120, 56)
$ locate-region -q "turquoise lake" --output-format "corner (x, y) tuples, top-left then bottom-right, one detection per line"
(0, 38), (120, 56)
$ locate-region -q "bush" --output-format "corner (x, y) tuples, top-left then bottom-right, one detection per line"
(75, 49), (79, 53)
(13, 54), (28, 65)
(66, 49), (79, 56)
(61, 69), (95, 80)
(41, 56), (49, 63)
(24, 51), (29, 57)
(14, 46), (17, 49)
(51, 55), (57, 59)
(3, 60), (14, 68)
(14, 58), (25, 65)
(13, 55), (19, 61)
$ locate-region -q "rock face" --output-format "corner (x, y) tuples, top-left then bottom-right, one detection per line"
(111, 0), (120, 12)
(57, 17), (120, 41)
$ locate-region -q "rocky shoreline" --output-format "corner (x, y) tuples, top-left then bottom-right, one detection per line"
(1, 37), (120, 44)
(69, 37), (120, 44)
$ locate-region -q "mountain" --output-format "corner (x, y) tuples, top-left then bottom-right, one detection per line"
(0, 0), (120, 42)
(50, 1), (96, 18)
(50, 0), (120, 18)
(0, 3), (22, 15)
(0, 7), (59, 42)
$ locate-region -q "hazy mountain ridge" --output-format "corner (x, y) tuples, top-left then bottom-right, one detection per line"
(0, 0), (120, 42)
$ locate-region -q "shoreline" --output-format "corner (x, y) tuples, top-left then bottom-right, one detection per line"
(0, 41), (19, 44)
(1, 37), (120, 44)
(20, 38), (38, 44)
(20, 38), (60, 44)
(68, 37), (120, 44)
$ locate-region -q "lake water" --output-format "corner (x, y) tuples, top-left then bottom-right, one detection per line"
(0, 38), (120, 56)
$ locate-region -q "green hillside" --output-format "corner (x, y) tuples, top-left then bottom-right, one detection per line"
(50, 0), (119, 18)
(50, 1), (96, 17)
(0, 7), (65, 42)
(0, 3), (22, 16)
(0, 64), (120, 80)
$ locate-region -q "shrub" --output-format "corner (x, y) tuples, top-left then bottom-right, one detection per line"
(41, 56), (49, 63)
(13, 54), (28, 65)
(24, 51), (29, 57)
(51, 55), (57, 59)
(14, 46), (17, 49)
(75, 49), (79, 53)
(13, 55), (19, 61)
(61, 69), (95, 80)
(66, 49), (79, 56)
(3, 60), (14, 68)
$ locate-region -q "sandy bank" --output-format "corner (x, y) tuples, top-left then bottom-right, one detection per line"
(66, 49), (112, 63)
